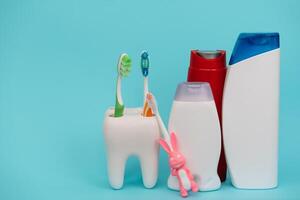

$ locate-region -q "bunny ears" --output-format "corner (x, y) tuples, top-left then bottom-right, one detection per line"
(159, 132), (178, 154)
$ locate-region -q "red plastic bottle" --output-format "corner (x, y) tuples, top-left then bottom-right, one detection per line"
(187, 50), (227, 182)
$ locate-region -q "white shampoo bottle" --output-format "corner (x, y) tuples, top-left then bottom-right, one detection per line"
(167, 82), (221, 191)
(223, 33), (280, 189)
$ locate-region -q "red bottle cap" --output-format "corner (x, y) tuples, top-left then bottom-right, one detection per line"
(189, 50), (226, 70)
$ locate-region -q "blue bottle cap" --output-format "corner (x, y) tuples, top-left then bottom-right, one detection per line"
(229, 33), (280, 65)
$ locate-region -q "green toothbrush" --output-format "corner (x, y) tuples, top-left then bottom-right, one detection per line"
(114, 53), (132, 117)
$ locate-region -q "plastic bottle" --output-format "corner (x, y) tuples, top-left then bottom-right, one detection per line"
(223, 33), (280, 189)
(167, 82), (221, 191)
(187, 50), (227, 182)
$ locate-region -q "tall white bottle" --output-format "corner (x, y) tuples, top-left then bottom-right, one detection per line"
(168, 82), (221, 191)
(223, 33), (280, 189)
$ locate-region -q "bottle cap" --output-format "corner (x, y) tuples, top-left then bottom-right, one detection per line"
(189, 50), (226, 70)
(174, 82), (213, 102)
(229, 33), (280, 65)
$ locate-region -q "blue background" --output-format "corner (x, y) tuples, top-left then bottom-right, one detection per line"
(1, 0), (299, 199)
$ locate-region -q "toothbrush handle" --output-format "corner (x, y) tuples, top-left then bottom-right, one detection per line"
(114, 76), (124, 117)
(114, 96), (124, 117)
(156, 114), (171, 149)
(144, 77), (149, 102)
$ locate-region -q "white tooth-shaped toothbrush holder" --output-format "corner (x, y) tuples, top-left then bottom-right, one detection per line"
(103, 107), (160, 189)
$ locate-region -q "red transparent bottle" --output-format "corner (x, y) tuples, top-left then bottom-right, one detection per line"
(187, 50), (227, 182)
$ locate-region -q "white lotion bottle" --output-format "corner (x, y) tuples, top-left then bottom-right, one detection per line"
(167, 82), (221, 191)
(223, 33), (280, 189)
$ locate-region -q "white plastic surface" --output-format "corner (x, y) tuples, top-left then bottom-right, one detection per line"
(167, 100), (221, 191)
(223, 49), (280, 189)
(103, 107), (160, 189)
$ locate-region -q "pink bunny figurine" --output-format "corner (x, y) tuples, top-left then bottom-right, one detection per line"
(159, 132), (199, 197)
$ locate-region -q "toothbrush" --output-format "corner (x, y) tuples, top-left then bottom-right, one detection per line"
(114, 53), (132, 117)
(146, 93), (198, 197)
(141, 51), (154, 117)
(146, 93), (170, 143)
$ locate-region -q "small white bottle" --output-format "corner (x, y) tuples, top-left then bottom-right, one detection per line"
(223, 33), (280, 189)
(167, 82), (221, 191)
